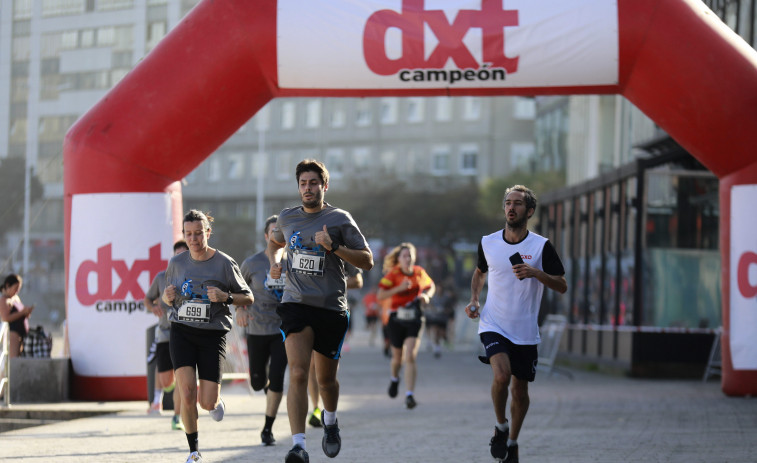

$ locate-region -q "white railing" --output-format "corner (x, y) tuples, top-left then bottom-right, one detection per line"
(1, 322), (9, 407)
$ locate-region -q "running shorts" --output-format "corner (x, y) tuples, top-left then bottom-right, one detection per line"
(170, 323), (227, 383)
(277, 302), (349, 360)
(479, 331), (538, 382)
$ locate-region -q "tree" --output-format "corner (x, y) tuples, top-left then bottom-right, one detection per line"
(478, 169), (565, 223)
(0, 157), (44, 238)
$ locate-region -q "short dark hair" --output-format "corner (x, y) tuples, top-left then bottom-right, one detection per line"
(264, 215), (278, 234)
(183, 209), (214, 232)
(173, 240), (189, 252)
(1, 274), (21, 291)
(503, 185), (537, 212)
(296, 159), (329, 186)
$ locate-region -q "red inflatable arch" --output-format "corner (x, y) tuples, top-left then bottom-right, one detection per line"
(63, 0), (757, 399)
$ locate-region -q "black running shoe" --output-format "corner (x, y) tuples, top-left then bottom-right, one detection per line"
(261, 428), (275, 446)
(489, 426), (509, 459)
(321, 419), (341, 458)
(285, 444), (309, 463)
(405, 394), (417, 409)
(388, 379), (399, 398)
(503, 443), (518, 462)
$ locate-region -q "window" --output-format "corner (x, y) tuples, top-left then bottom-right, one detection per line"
(431, 146), (451, 175)
(305, 100), (321, 128)
(96, 0), (134, 11)
(510, 142), (535, 170)
(435, 97), (452, 121)
(355, 99), (372, 126)
(459, 144), (478, 175)
(513, 97), (536, 120)
(406, 97), (424, 123)
(12, 37), (30, 61)
(228, 153), (244, 180)
(147, 22), (166, 49)
(254, 104), (270, 131)
(276, 151), (292, 180)
(325, 148), (345, 179)
(80, 29), (95, 47)
(280, 101), (296, 129)
(380, 98), (398, 124)
(330, 102), (346, 128)
(352, 146), (371, 172)
(97, 27), (115, 46)
(208, 158), (221, 182)
(14, 0), (33, 19)
(42, 0), (85, 16)
(251, 153), (267, 178)
(462, 97), (481, 120)
(380, 150), (397, 173)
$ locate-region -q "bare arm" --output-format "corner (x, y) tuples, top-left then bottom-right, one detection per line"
(143, 296), (162, 317)
(335, 246), (374, 272)
(465, 267), (487, 319)
(0, 297), (32, 322)
(512, 264), (568, 294)
(347, 272), (363, 290)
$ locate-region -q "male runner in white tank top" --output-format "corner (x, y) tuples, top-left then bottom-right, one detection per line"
(465, 185), (567, 463)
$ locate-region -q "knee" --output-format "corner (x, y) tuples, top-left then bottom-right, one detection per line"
(250, 373), (267, 392)
(198, 397), (216, 411)
(180, 385), (197, 405)
(493, 371), (511, 386)
(289, 365), (309, 385)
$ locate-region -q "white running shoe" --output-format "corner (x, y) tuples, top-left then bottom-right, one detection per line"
(147, 402), (161, 415)
(185, 451), (202, 462)
(209, 398), (225, 422)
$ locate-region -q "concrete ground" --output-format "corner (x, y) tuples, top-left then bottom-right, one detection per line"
(1, 328), (756, 462)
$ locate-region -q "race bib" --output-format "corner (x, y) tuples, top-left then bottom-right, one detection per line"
(177, 299), (211, 323)
(291, 248), (326, 276)
(396, 306), (418, 321)
(265, 271), (286, 290)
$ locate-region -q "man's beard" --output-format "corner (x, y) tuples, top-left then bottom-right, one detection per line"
(302, 191), (323, 209)
(506, 214), (527, 229)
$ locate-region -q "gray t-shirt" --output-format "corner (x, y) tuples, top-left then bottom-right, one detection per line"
(240, 251), (284, 336)
(274, 204), (369, 312)
(165, 249), (251, 331)
(145, 270), (171, 343)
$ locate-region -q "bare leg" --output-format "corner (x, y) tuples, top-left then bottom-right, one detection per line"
(284, 327), (315, 435)
(313, 352), (340, 413)
(403, 336), (421, 392)
(509, 376), (530, 440)
(175, 366), (199, 433)
(489, 353), (512, 425)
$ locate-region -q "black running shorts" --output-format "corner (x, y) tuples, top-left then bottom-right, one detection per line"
(387, 312), (423, 348)
(155, 342), (173, 373)
(170, 323), (227, 383)
(246, 334), (288, 393)
(479, 331), (538, 382)
(277, 302), (349, 359)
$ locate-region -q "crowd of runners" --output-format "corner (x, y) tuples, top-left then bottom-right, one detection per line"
(142, 159), (566, 463)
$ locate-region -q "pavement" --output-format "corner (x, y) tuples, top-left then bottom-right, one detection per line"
(2, 329), (757, 463)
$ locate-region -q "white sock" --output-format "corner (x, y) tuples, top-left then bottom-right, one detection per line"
(390, 377), (399, 382)
(406, 391), (414, 397)
(507, 439), (517, 447)
(322, 409), (337, 426)
(152, 389), (162, 405)
(496, 420), (508, 432)
(292, 433), (306, 449)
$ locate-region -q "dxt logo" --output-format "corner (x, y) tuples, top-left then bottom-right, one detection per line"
(737, 251), (757, 299)
(363, 0), (519, 76)
(76, 243), (168, 305)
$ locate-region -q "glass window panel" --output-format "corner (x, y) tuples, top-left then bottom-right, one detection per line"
(435, 96), (452, 121)
(406, 97), (424, 123)
(305, 100), (321, 128)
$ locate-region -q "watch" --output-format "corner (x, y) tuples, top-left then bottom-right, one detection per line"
(330, 242), (340, 253)
(225, 293), (234, 305)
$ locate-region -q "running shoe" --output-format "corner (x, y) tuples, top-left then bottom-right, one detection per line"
(503, 444), (518, 463)
(185, 451), (203, 462)
(321, 419), (341, 458)
(209, 397), (225, 422)
(171, 415), (185, 431)
(405, 394), (417, 409)
(261, 428), (275, 446)
(388, 379), (399, 398)
(308, 407), (322, 428)
(147, 402), (161, 415)
(285, 444), (309, 463)
(489, 426), (509, 460)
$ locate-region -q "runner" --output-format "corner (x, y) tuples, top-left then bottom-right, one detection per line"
(144, 240), (189, 430)
(465, 185), (567, 463)
(238, 215), (288, 446)
(377, 242), (435, 409)
(268, 159), (373, 463)
(162, 210), (253, 463)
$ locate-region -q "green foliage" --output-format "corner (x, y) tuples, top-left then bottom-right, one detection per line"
(0, 157), (44, 237)
(479, 169), (566, 222)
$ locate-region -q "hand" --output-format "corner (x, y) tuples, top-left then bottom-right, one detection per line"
(206, 286), (227, 303)
(398, 279), (413, 293)
(419, 293), (430, 305)
(24, 305), (35, 317)
(163, 285), (177, 304)
(235, 309), (249, 327)
(314, 224), (333, 250)
(512, 263), (536, 280)
(149, 302), (163, 317)
(465, 301), (480, 319)
(270, 262), (282, 280)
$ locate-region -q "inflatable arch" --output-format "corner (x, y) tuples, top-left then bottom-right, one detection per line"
(63, 0), (757, 399)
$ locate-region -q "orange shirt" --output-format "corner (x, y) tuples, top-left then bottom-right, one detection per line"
(379, 265), (433, 311)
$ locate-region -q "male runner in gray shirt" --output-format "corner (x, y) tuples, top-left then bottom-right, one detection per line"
(268, 159), (373, 463)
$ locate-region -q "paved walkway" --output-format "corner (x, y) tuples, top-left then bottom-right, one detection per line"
(2, 332), (756, 462)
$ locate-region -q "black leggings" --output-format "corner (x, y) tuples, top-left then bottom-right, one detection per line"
(246, 334), (288, 393)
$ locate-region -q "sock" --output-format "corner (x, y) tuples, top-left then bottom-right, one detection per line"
(507, 439), (517, 447)
(322, 409), (337, 426)
(406, 391), (414, 397)
(292, 433), (306, 449)
(496, 420), (508, 432)
(264, 414), (275, 431)
(186, 431), (199, 453)
(153, 389), (162, 405)
(390, 377), (399, 382)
